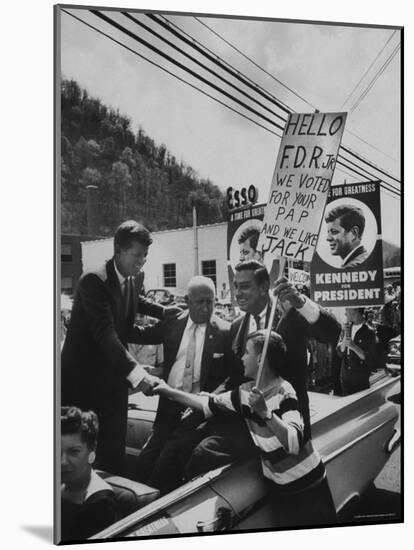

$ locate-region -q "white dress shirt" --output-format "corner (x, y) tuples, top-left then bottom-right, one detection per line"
(167, 315), (207, 394)
(114, 260), (126, 293)
(351, 322), (363, 340)
(248, 305), (268, 334)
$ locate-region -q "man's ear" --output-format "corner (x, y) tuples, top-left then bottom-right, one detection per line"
(259, 281), (270, 296)
(350, 225), (360, 241)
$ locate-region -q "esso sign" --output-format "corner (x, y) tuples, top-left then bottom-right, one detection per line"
(226, 185), (258, 210)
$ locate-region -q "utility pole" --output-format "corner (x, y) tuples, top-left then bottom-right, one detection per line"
(193, 205), (199, 275)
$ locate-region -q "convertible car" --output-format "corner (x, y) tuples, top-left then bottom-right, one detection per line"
(91, 373), (400, 540)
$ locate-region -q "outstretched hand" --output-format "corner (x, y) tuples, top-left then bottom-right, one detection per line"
(138, 373), (162, 396)
(164, 306), (183, 319)
(151, 379), (171, 395)
(272, 277), (306, 309)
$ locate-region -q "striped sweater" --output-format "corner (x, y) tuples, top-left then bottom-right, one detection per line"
(202, 379), (325, 492)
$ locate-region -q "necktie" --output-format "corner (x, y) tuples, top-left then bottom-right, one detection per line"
(123, 277), (133, 319)
(182, 324), (198, 393)
(254, 315), (261, 331)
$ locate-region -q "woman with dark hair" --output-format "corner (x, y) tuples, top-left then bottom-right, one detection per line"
(60, 407), (121, 541)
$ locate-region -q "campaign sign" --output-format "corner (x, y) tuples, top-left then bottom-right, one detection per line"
(288, 267), (310, 287)
(310, 181), (384, 307)
(257, 112), (347, 263)
(226, 203), (265, 305)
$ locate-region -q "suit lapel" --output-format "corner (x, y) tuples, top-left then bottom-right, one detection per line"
(344, 245), (364, 267)
(107, 259), (124, 326)
(200, 321), (216, 390)
(233, 314), (250, 357)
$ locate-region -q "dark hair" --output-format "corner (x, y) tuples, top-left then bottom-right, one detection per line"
(238, 227), (260, 251)
(325, 205), (365, 238)
(246, 330), (286, 376)
(114, 220), (152, 252)
(234, 260), (270, 287)
(61, 406), (99, 450)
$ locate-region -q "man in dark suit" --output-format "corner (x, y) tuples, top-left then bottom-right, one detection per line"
(132, 276), (238, 493)
(184, 261), (341, 479)
(230, 260), (341, 440)
(61, 220), (181, 475)
(337, 307), (377, 395)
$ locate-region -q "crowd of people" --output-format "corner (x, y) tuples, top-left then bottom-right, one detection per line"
(60, 219), (398, 541)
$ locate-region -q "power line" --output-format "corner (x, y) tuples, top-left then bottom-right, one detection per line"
(337, 153), (400, 193)
(189, 15), (401, 186)
(341, 144), (400, 184)
(336, 158), (399, 197)
(341, 30), (397, 108)
(61, 9), (283, 140)
(91, 10), (287, 132)
(349, 42), (401, 114)
(154, 12), (293, 113)
(63, 8), (400, 200)
(344, 128), (398, 164)
(96, 10), (401, 195)
(147, 12), (292, 117)
(194, 15), (318, 111)
(121, 11), (288, 124)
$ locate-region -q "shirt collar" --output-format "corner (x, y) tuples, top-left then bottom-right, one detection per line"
(341, 245), (362, 267)
(113, 259), (126, 288)
(186, 313), (208, 331)
(84, 470), (113, 501)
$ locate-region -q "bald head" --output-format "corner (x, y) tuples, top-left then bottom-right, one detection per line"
(186, 276), (216, 324)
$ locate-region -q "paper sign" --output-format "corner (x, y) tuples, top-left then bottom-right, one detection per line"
(258, 112), (347, 263)
(310, 181), (384, 307)
(288, 267), (310, 287)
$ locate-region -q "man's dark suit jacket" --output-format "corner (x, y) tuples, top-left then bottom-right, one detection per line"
(339, 323), (377, 395)
(342, 244), (369, 268)
(61, 258), (164, 473)
(231, 300), (341, 441)
(133, 311), (236, 429)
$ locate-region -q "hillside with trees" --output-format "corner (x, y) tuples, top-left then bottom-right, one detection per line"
(61, 79), (227, 236)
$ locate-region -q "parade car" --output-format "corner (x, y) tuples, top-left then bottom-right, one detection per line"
(145, 288), (176, 306)
(90, 373), (401, 540)
(385, 335), (401, 377)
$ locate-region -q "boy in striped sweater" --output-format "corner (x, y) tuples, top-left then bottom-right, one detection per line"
(153, 330), (337, 527)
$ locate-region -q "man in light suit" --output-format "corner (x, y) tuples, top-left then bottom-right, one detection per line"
(61, 220), (181, 475)
(132, 276), (239, 493)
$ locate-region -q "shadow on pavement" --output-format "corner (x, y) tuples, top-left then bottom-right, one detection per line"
(21, 526), (53, 543)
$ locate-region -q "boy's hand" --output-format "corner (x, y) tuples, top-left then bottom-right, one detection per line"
(151, 379), (170, 395)
(248, 387), (270, 420)
(273, 277), (306, 309)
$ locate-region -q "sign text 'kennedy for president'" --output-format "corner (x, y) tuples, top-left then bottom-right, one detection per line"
(258, 112), (347, 263)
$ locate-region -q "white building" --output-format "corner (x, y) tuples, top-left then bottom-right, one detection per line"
(81, 222), (229, 297)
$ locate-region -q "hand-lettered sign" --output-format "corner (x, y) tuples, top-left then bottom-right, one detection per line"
(257, 112), (347, 263)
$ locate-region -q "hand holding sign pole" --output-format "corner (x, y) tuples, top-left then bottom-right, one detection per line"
(255, 112), (347, 388)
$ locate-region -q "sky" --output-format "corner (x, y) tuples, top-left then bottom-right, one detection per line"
(59, 7), (401, 245)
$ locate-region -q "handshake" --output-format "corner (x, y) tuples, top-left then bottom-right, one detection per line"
(137, 366), (169, 396)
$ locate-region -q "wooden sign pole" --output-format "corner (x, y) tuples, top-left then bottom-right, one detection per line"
(255, 257), (286, 388)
